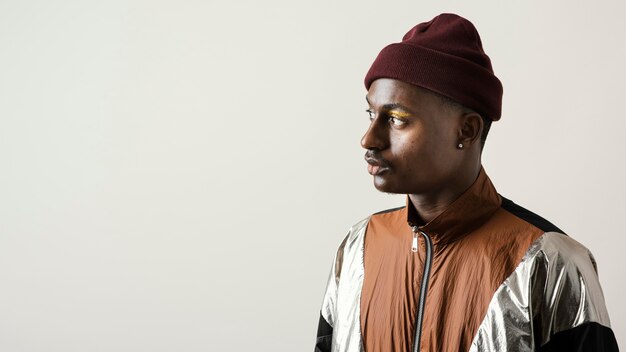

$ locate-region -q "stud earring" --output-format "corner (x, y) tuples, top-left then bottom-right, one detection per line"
(457, 143), (464, 149)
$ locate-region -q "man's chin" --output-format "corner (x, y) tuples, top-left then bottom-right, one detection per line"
(372, 178), (404, 194)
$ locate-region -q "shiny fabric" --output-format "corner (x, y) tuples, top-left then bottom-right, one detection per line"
(469, 232), (611, 351)
(321, 217), (369, 352)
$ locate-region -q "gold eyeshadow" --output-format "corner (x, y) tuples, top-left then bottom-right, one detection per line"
(388, 110), (411, 118)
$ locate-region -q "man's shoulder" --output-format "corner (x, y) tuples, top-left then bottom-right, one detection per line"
(339, 205), (406, 249)
(497, 195), (596, 265)
(498, 195), (566, 235)
(529, 231), (598, 271)
(488, 193), (603, 284)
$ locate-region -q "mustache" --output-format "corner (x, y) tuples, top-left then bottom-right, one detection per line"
(364, 150), (391, 167)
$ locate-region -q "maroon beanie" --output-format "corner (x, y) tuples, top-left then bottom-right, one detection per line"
(364, 13), (503, 121)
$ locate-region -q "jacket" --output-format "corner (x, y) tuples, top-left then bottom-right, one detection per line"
(315, 166), (618, 352)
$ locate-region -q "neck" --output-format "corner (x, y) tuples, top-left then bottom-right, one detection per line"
(408, 162), (481, 224)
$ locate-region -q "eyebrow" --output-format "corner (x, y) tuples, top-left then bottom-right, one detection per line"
(365, 96), (412, 112)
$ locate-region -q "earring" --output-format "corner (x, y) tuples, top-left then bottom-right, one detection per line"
(457, 143), (464, 149)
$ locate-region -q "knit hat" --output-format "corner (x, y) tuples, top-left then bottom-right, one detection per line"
(364, 13), (503, 121)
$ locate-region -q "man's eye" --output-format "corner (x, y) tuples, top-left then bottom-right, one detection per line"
(389, 117), (406, 126)
(366, 109), (374, 121)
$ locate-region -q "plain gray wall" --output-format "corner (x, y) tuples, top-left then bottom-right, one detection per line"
(0, 0), (623, 350)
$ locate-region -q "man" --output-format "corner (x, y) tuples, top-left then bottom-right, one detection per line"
(314, 13), (619, 352)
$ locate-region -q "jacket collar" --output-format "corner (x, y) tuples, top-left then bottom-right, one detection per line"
(405, 165), (501, 246)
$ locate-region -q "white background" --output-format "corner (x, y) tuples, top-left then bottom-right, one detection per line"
(0, 0), (624, 350)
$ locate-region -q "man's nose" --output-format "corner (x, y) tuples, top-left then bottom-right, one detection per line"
(360, 121), (387, 150)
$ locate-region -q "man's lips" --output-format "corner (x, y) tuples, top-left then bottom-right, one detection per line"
(367, 164), (389, 175)
(364, 155), (390, 176)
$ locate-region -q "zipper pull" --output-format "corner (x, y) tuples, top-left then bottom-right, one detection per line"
(411, 226), (419, 252)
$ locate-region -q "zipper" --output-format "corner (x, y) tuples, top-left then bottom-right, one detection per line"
(411, 226), (433, 352)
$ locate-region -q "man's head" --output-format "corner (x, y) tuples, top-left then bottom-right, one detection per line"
(362, 78), (486, 195)
(361, 13), (501, 195)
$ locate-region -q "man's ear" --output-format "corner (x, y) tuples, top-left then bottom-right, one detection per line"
(458, 112), (483, 147)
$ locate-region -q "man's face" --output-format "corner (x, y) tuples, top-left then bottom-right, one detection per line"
(362, 78), (465, 195)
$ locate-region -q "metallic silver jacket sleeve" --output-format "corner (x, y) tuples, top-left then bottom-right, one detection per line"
(469, 232), (612, 351)
(319, 217), (369, 352)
